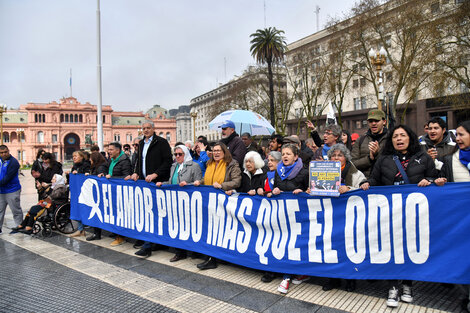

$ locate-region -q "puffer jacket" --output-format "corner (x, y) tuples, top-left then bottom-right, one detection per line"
(104, 154), (132, 178)
(367, 150), (438, 186)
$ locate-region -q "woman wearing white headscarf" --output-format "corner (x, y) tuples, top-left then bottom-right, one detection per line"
(135, 145), (203, 260)
(157, 145), (203, 187)
(12, 174), (68, 235)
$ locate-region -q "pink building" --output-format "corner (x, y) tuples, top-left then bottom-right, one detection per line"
(2, 97), (176, 164)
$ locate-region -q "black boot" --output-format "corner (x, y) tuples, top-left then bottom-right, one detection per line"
(135, 247), (152, 258)
(322, 278), (341, 291)
(197, 257), (217, 270)
(345, 280), (356, 292)
(261, 272), (275, 283)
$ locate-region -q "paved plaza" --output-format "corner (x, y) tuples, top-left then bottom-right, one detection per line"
(0, 172), (465, 313)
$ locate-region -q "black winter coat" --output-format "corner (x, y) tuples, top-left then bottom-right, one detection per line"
(368, 151), (438, 186)
(72, 161), (91, 174)
(135, 133), (173, 182)
(38, 162), (63, 184)
(104, 154), (132, 178)
(220, 132), (246, 168)
(238, 168), (267, 193)
(273, 167), (309, 192)
(91, 163), (108, 176)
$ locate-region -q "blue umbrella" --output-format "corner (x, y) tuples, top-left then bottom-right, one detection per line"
(208, 110), (275, 135)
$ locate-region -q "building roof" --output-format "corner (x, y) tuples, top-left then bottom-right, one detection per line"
(111, 116), (146, 126)
(3, 112), (28, 124)
(145, 105), (169, 118)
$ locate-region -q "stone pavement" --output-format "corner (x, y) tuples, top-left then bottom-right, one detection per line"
(0, 171), (465, 313)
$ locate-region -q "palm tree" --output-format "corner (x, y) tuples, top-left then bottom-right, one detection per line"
(250, 27), (287, 127)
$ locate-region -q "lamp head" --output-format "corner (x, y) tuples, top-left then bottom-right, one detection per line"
(379, 46), (387, 57)
(368, 48), (376, 58)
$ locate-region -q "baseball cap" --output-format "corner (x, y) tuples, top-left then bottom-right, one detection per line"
(367, 109), (385, 121)
(219, 120), (235, 129)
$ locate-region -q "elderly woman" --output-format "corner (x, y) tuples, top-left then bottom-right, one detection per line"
(270, 144), (309, 294)
(11, 174), (68, 235)
(151, 145), (202, 261)
(194, 142), (242, 270)
(71, 150), (91, 174)
(238, 151), (266, 195)
(361, 125), (439, 308)
(257, 151), (282, 196)
(318, 144), (366, 292)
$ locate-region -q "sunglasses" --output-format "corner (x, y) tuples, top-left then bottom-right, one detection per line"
(174, 153), (184, 157)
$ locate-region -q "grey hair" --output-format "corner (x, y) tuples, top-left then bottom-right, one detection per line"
(327, 143), (351, 162)
(268, 151), (282, 162)
(142, 120), (154, 128)
(185, 140), (194, 148)
(325, 124), (343, 143)
(243, 151), (265, 170)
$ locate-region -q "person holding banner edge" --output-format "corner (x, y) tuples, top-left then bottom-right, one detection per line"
(156, 144), (202, 262)
(360, 124), (439, 308)
(434, 120), (470, 312)
(193, 142), (242, 270)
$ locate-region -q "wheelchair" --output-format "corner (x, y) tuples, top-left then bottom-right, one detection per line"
(33, 202), (78, 237)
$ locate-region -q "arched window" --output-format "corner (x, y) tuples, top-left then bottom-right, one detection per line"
(37, 131), (44, 143)
(42, 114), (46, 122)
(3, 132), (9, 143)
(74, 114), (78, 123)
(35, 114), (38, 123)
(60, 114), (64, 123)
(159, 132), (164, 137)
(126, 133), (132, 143)
(166, 132), (171, 142)
(79, 114), (83, 123)
(65, 114), (69, 123)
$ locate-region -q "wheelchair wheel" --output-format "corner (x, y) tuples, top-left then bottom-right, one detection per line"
(32, 223), (41, 235)
(54, 202), (78, 234)
(42, 226), (53, 237)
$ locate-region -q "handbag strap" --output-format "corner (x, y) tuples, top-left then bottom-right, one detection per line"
(393, 155), (410, 184)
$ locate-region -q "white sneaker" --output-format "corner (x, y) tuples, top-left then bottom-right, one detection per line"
(292, 275), (310, 285)
(277, 278), (290, 294)
(387, 286), (399, 307)
(401, 285), (413, 303)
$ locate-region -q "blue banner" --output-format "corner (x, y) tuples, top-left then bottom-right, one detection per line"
(70, 174), (470, 284)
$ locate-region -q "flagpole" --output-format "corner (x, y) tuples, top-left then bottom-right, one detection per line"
(70, 68), (72, 97)
(96, 0), (104, 150)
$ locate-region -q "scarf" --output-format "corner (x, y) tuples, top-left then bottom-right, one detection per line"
(52, 174), (66, 189)
(459, 148), (470, 172)
(175, 145), (193, 174)
(265, 171), (275, 191)
(340, 162), (348, 186)
(204, 161), (227, 185)
(171, 164), (180, 184)
(108, 151), (124, 176)
(277, 158), (303, 181)
(394, 153), (410, 181)
(322, 145), (332, 160)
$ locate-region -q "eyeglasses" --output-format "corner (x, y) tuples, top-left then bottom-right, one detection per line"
(324, 131), (333, 136)
(174, 153), (184, 157)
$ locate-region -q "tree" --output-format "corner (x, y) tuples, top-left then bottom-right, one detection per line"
(250, 27), (288, 128)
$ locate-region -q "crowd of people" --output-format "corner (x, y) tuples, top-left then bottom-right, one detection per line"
(0, 111), (469, 310)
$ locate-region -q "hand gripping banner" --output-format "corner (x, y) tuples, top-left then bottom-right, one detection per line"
(70, 174), (470, 284)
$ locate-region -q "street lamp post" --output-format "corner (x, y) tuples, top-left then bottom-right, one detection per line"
(16, 128), (24, 167)
(368, 47), (387, 111)
(0, 104), (6, 145)
(190, 112), (197, 143)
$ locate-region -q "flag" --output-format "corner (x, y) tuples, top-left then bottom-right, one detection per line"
(327, 101), (337, 125)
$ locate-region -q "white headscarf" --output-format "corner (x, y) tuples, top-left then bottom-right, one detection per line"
(52, 174), (66, 189)
(175, 145), (193, 173)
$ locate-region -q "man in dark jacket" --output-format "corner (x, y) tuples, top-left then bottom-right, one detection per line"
(126, 121), (172, 256)
(0, 145), (23, 233)
(127, 121), (172, 183)
(351, 109), (388, 178)
(219, 120), (246, 168)
(419, 117), (456, 171)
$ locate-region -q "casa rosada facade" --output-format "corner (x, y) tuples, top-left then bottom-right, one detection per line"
(2, 97), (176, 164)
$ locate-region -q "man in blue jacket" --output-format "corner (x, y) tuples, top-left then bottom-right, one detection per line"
(0, 145), (23, 233)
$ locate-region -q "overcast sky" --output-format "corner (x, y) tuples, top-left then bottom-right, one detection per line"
(0, 0), (356, 113)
